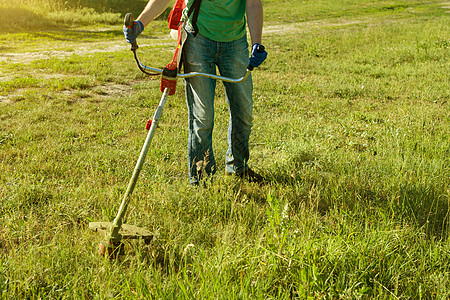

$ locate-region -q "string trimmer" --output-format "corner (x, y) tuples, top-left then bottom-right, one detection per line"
(89, 13), (264, 258)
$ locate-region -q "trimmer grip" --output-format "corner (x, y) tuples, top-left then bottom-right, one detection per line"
(255, 44), (265, 53)
(124, 13), (138, 51)
(124, 13), (134, 27)
(247, 44), (265, 71)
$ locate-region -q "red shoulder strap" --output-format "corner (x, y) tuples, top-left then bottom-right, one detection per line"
(168, 0), (186, 30)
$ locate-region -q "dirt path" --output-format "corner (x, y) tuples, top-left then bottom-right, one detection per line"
(0, 17), (376, 64)
(1, 0), (449, 64)
(2, 3), (448, 104)
(0, 41), (168, 64)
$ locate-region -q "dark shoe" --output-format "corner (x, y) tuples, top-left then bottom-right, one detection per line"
(228, 168), (265, 183)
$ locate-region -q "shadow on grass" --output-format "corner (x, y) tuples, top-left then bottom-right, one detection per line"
(396, 183), (449, 238)
(29, 29), (125, 42)
(0, 5), (172, 34)
(264, 149), (449, 239)
(0, 7), (57, 32)
(0, 7), (170, 45)
(71, 0), (172, 22)
(70, 0), (149, 17)
(0, 45), (14, 52)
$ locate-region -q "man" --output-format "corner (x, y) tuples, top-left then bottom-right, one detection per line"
(124, 0), (267, 185)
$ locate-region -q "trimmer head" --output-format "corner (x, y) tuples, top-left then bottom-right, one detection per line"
(98, 240), (125, 258)
(89, 222), (153, 258)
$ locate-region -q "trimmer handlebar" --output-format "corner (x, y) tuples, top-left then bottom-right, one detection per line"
(123, 12), (253, 83)
(135, 60), (252, 83)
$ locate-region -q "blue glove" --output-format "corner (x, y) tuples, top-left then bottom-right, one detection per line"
(249, 43), (268, 68)
(123, 20), (144, 44)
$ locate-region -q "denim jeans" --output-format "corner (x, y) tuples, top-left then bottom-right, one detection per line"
(182, 29), (253, 184)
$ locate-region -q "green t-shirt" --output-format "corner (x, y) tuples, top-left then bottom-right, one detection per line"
(183, 0), (247, 42)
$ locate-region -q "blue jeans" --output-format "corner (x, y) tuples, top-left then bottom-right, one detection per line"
(183, 30), (253, 184)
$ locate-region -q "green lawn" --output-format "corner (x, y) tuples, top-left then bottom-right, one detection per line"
(0, 0), (449, 298)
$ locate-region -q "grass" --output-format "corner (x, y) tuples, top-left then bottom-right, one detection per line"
(1, 0), (449, 298)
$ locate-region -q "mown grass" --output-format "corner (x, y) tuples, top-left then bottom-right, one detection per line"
(1, 0), (449, 298)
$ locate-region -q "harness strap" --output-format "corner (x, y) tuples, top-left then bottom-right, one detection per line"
(168, 0), (186, 30)
(187, 0), (202, 37)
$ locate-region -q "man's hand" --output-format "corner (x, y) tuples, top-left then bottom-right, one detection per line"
(249, 43), (268, 68)
(123, 20), (144, 44)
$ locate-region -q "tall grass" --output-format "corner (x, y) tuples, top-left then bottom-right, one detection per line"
(1, 0), (449, 298)
(0, 0), (165, 29)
